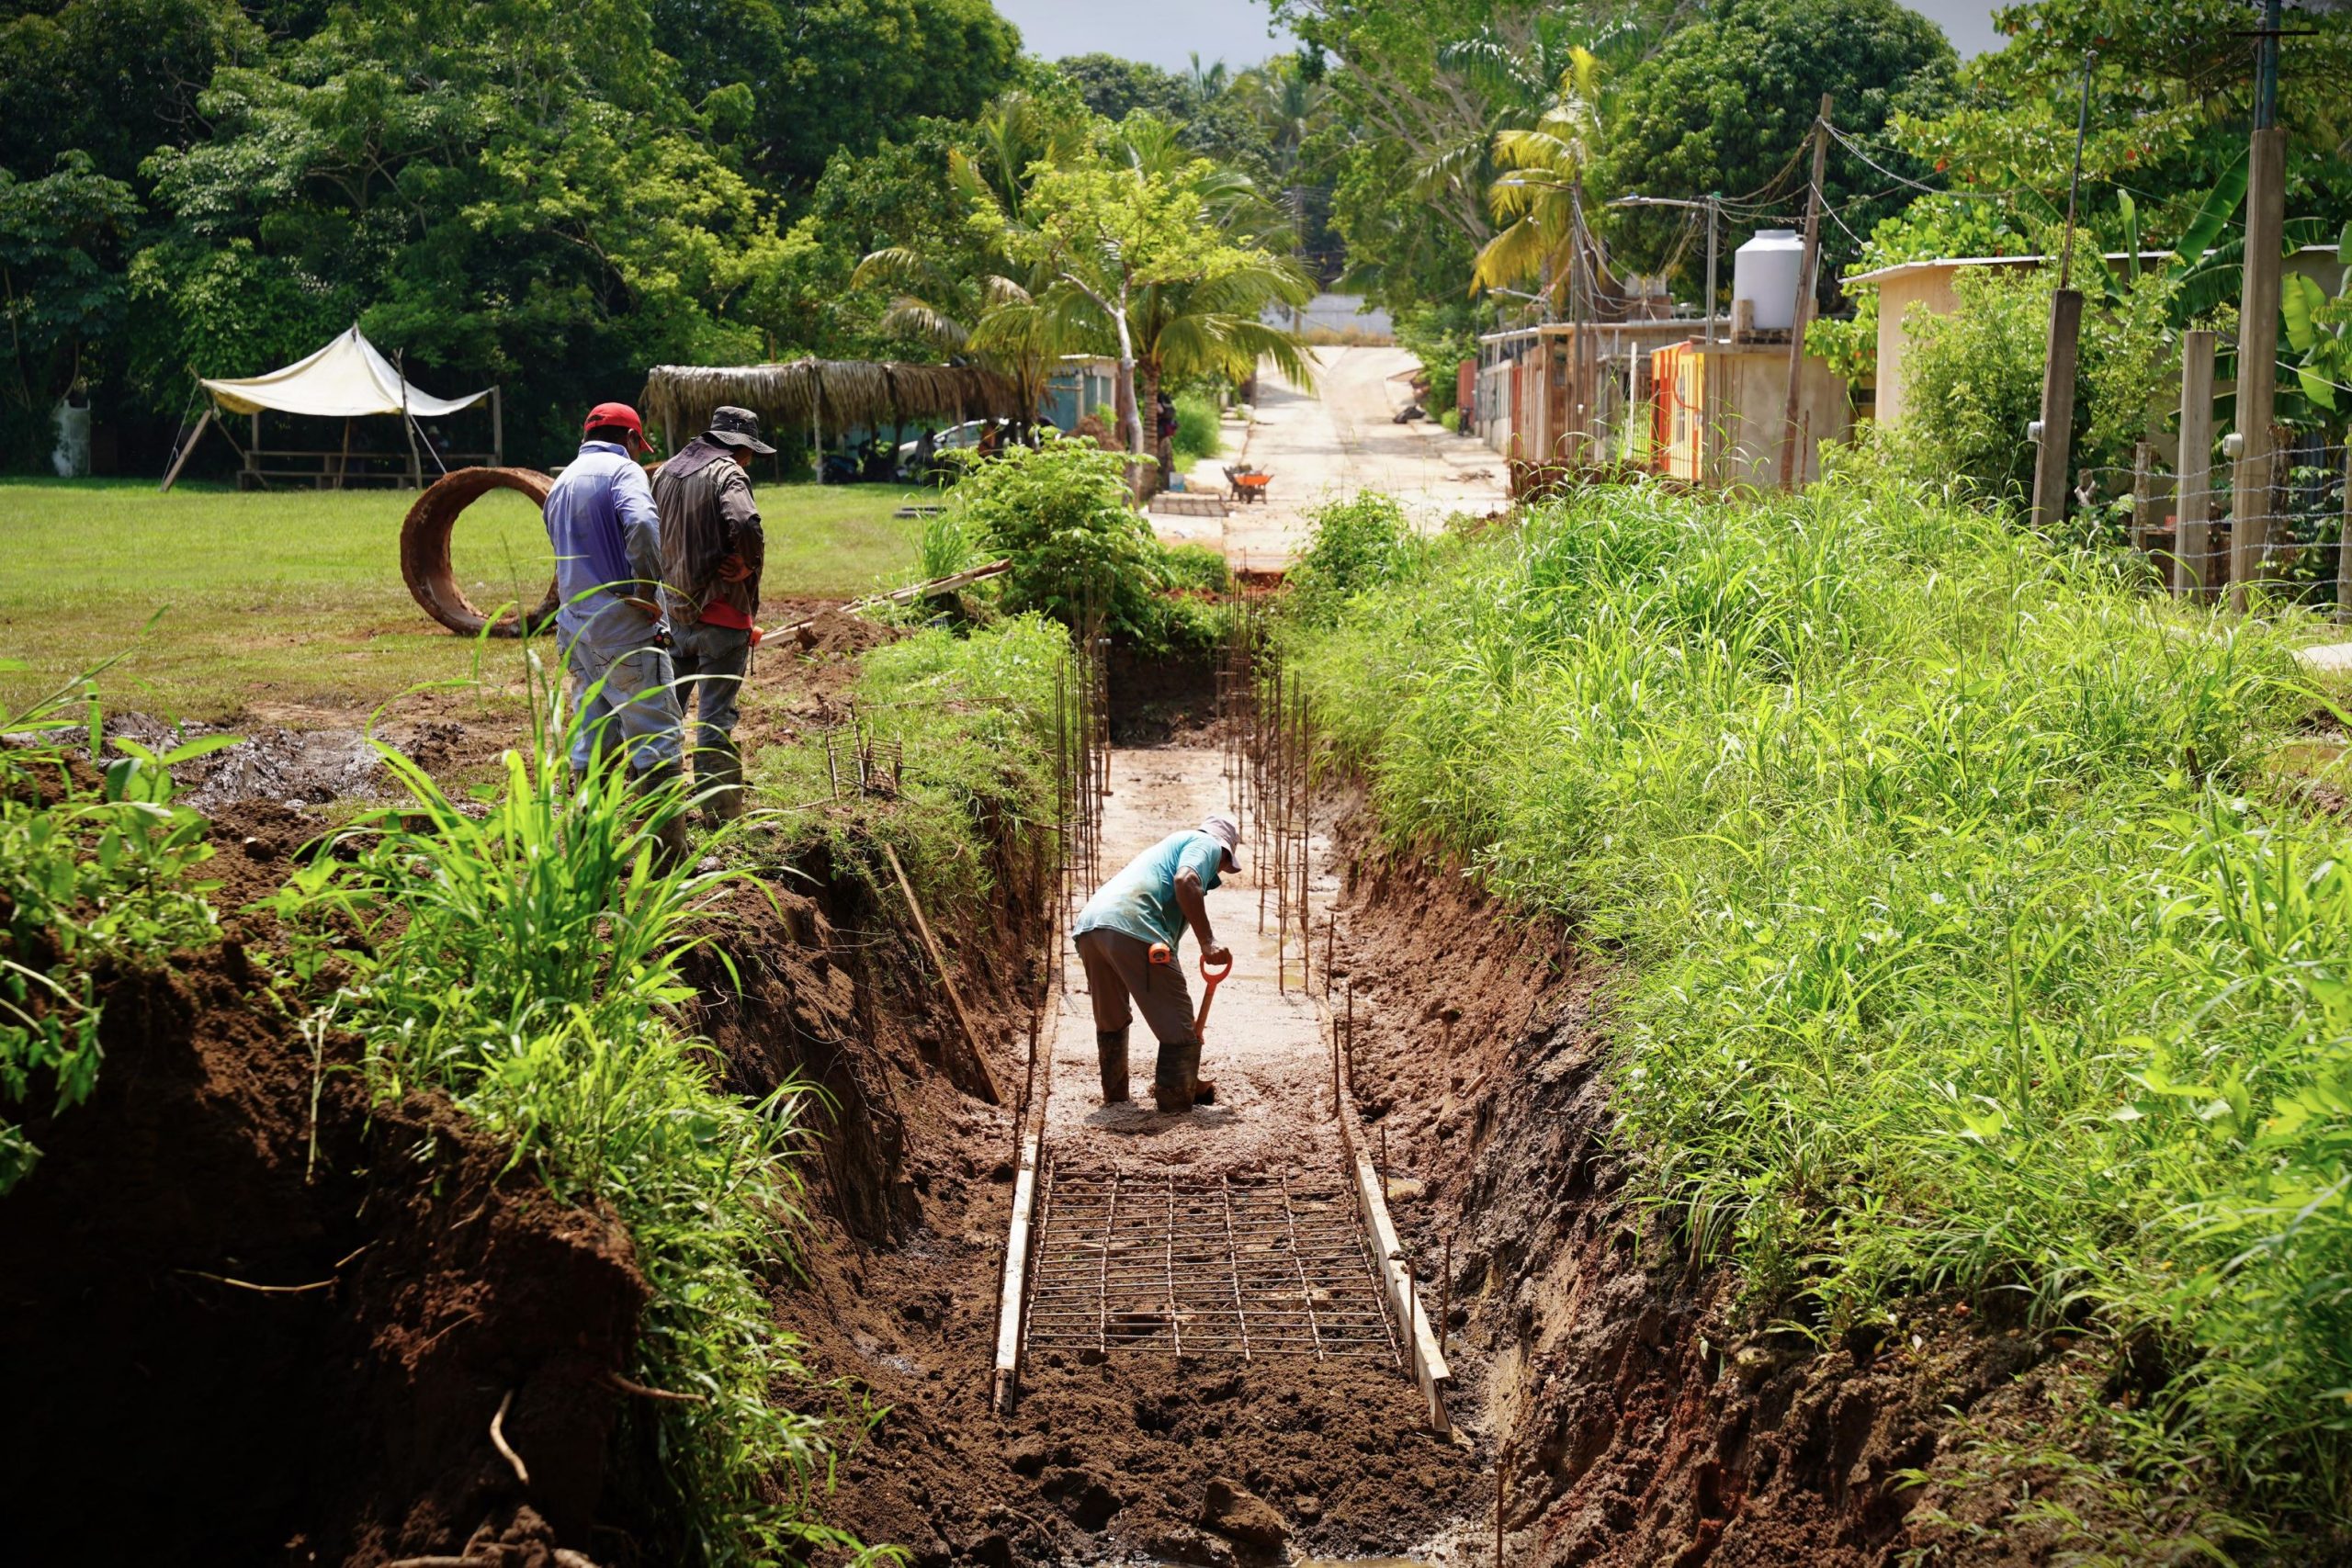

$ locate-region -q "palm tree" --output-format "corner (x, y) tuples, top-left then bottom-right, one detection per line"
(1471, 47), (1610, 318)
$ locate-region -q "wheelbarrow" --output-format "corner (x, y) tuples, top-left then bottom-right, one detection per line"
(1226, 468), (1273, 504)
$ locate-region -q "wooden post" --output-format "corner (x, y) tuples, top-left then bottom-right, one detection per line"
(2231, 126), (2288, 612)
(335, 416), (355, 491)
(491, 386), (505, 467)
(2030, 288), (2085, 535)
(882, 844), (1001, 1103)
(248, 411), (261, 489)
(2177, 330), (2219, 600)
(1778, 95), (1832, 491)
(2337, 444), (2352, 625)
(159, 408), (214, 493)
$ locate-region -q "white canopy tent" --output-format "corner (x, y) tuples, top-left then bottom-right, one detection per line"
(162, 326), (502, 491)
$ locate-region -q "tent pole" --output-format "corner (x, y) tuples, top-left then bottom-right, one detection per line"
(160, 409), (214, 493)
(492, 387), (504, 467)
(335, 417), (354, 491)
(248, 412), (261, 490)
(397, 350), (423, 490)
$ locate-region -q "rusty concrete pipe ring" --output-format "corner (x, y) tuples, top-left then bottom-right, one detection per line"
(400, 466), (560, 637)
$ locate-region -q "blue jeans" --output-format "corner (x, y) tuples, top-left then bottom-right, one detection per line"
(560, 634), (683, 776)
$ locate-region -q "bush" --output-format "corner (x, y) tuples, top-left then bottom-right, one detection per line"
(1171, 391), (1223, 465)
(1882, 261), (2181, 525)
(1, 672), (231, 1189)
(949, 432), (1169, 640)
(1285, 492), (1424, 626)
(1286, 473), (2348, 1550)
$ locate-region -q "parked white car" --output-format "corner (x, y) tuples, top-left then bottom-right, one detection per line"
(895, 419), (1003, 476)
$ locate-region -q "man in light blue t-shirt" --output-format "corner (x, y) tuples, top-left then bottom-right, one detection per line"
(1072, 812), (1240, 1113)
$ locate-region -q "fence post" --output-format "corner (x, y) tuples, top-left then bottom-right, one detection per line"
(2338, 445), (2352, 625)
(2176, 331), (2218, 602)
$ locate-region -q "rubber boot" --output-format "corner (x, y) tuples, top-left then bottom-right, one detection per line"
(1096, 1028), (1130, 1104)
(631, 760), (695, 872)
(1153, 1038), (1202, 1114)
(697, 733), (745, 826)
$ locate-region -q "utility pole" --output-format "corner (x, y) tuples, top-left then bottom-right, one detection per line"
(2029, 52), (2097, 536)
(2230, 0), (2287, 612)
(1704, 193), (1721, 346)
(1778, 95), (1833, 491)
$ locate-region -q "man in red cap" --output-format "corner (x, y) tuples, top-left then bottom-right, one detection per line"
(542, 401), (688, 862)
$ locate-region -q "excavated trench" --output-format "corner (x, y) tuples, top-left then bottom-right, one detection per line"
(1, 665), (2041, 1567)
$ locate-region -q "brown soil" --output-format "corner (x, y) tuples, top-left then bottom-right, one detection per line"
(0, 807), (647, 1565)
(1324, 811), (2068, 1567)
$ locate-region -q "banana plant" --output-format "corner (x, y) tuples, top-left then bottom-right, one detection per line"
(2278, 221), (2352, 417)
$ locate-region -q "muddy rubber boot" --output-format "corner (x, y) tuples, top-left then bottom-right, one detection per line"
(1152, 1039), (1202, 1114)
(1096, 1029), (1130, 1104)
(631, 761), (695, 872)
(697, 733), (745, 826)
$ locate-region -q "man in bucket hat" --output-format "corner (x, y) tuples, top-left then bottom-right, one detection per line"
(654, 405), (775, 823)
(1072, 812), (1240, 1112)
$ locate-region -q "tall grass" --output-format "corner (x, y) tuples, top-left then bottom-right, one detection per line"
(273, 653), (881, 1566)
(1285, 477), (2351, 1550)
(752, 615), (1069, 914)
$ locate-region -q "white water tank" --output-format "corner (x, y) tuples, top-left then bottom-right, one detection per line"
(1732, 229), (1804, 333)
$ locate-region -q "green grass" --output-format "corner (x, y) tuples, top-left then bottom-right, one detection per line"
(749, 615), (1069, 914)
(270, 694), (874, 1565)
(0, 478), (928, 720)
(1172, 391), (1224, 465)
(1286, 476), (2351, 1555)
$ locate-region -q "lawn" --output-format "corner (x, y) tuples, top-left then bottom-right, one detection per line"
(0, 478), (929, 720)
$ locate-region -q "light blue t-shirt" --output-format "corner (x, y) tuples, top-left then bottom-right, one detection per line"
(1074, 830), (1227, 952)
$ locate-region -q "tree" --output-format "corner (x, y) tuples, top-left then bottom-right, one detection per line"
(967, 118), (1314, 496)
(1471, 48), (1607, 312)
(652, 0), (1023, 193)
(134, 0), (791, 457)
(1594, 0), (1956, 294)
(0, 153), (141, 463)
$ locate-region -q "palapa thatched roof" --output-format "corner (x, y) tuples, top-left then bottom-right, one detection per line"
(640, 359), (1027, 441)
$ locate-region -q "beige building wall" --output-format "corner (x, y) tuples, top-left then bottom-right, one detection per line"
(1871, 265), (1964, 429)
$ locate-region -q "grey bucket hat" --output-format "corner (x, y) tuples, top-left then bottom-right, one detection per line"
(1200, 811), (1241, 871)
(707, 404), (776, 456)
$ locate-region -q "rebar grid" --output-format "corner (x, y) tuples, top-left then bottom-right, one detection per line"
(1025, 1168), (1401, 1363)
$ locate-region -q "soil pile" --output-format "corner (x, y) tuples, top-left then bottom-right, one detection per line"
(0, 808), (647, 1564)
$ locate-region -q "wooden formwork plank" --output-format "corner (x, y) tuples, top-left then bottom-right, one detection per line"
(1350, 1148), (1453, 1433)
(991, 1129), (1042, 1414)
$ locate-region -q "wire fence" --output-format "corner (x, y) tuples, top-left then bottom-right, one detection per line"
(2071, 436), (2351, 615)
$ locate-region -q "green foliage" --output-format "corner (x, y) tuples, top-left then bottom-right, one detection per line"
(1286, 475), (2351, 1548)
(1880, 263), (2180, 520)
(1597, 0), (1956, 288)
(0, 670), (229, 1190)
(1393, 301), (1484, 418)
(751, 616), (1069, 913)
(1170, 391), (1223, 463)
(1807, 193), (2039, 384)
(914, 506), (985, 584)
(273, 679), (873, 1567)
(948, 434), (1170, 639)
(1285, 491), (1425, 627)
(1160, 543), (1231, 597)
(0, 152), (141, 438)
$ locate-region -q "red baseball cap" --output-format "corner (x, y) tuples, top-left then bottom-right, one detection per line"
(582, 401), (645, 440)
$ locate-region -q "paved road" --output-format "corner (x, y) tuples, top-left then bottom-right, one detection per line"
(1178, 346), (1509, 570)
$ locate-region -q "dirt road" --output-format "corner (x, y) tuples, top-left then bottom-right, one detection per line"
(1216, 346), (1508, 567)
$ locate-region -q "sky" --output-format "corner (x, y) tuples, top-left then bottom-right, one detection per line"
(989, 0), (2007, 72)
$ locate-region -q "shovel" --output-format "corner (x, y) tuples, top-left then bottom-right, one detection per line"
(1191, 951), (1233, 1105)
